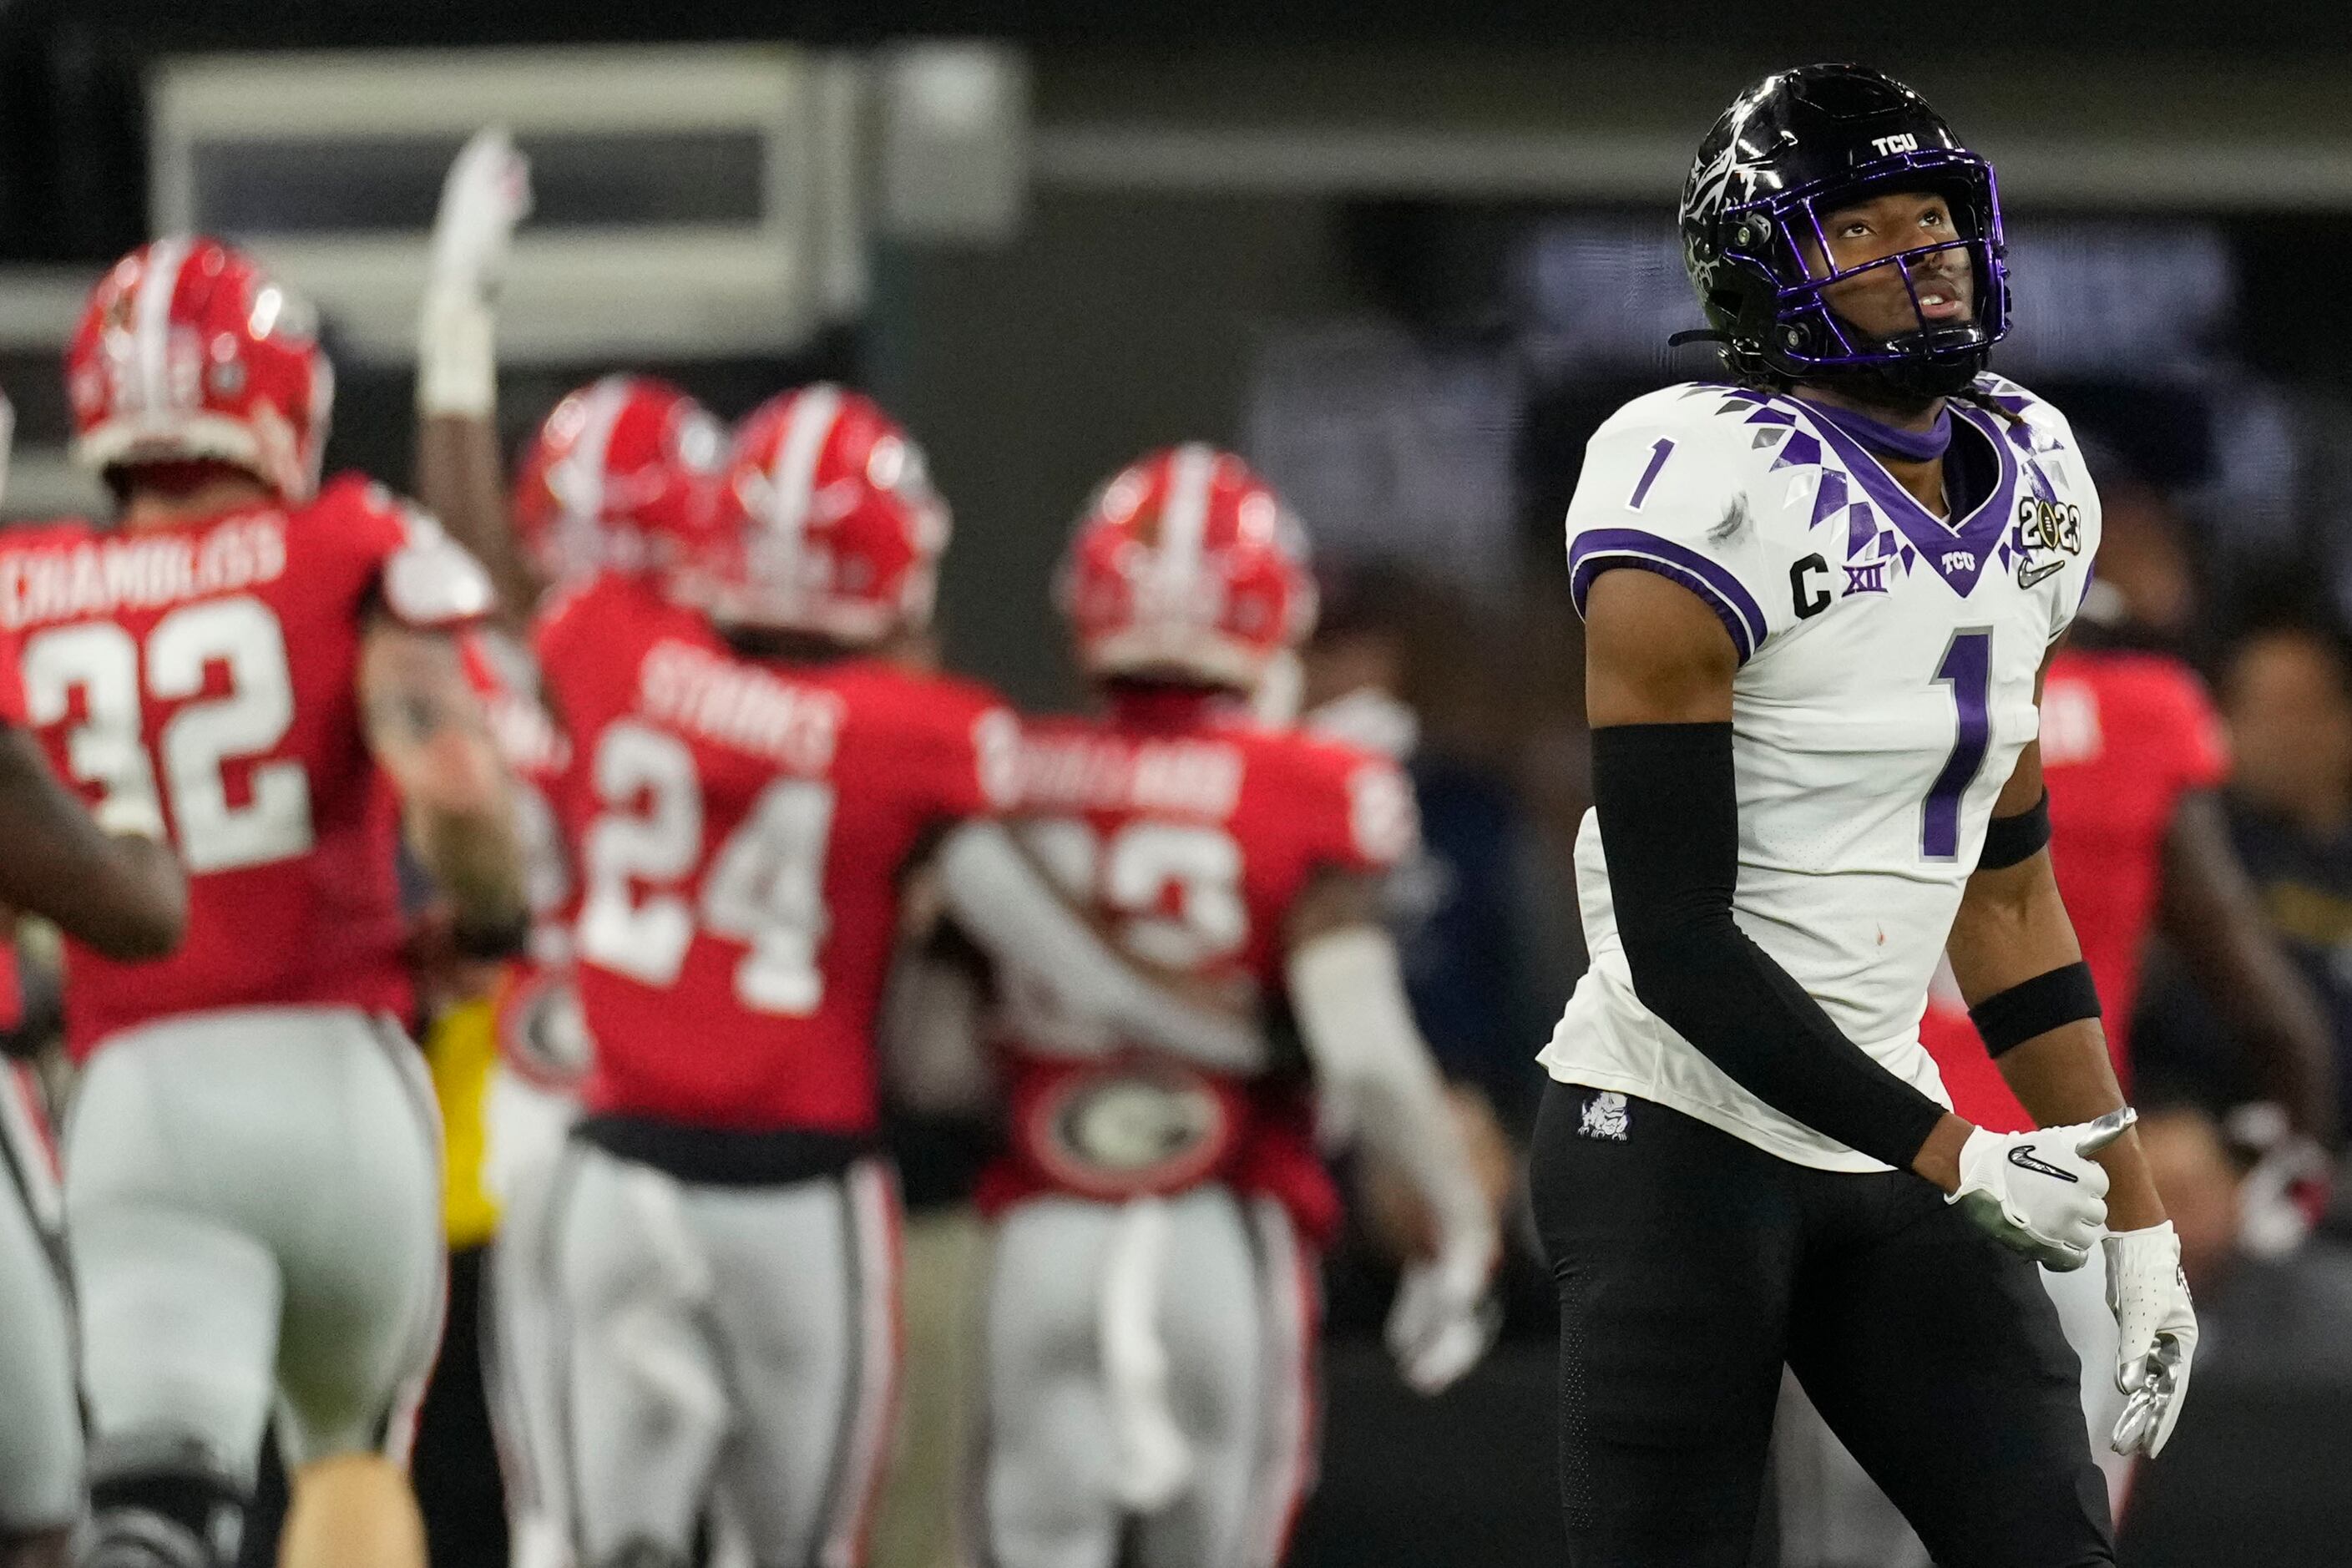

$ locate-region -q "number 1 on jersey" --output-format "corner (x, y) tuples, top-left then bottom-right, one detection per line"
(1922, 629), (1992, 861)
(1626, 438), (1677, 509)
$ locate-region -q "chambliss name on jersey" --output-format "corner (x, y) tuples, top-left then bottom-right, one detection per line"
(1540, 372), (2102, 1171)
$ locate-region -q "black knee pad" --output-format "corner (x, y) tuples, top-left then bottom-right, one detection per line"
(76, 1469), (246, 1568)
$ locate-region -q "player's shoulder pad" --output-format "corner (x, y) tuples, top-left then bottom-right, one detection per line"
(862, 665), (1021, 810)
(529, 569), (638, 668)
(1253, 726), (1419, 870)
(307, 474), (495, 629)
(2101, 648), (2220, 721)
(1594, 380), (1803, 451)
(382, 505), (497, 630)
(1574, 382), (1800, 527)
(1585, 382), (1738, 461)
(1970, 373), (2086, 461)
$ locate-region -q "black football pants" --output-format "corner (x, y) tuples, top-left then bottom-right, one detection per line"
(1529, 1082), (2113, 1568)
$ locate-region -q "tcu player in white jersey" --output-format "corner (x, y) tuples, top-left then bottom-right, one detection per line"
(0, 385), (191, 1568)
(1528, 67), (2193, 1567)
(25, 240), (524, 1568)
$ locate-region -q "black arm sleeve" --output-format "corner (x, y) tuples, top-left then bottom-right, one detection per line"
(1591, 722), (1950, 1170)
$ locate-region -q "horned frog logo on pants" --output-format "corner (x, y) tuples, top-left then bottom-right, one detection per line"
(1580, 1090), (1631, 1141)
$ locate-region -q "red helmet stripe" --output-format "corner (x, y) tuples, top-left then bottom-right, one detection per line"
(133, 236), (195, 417)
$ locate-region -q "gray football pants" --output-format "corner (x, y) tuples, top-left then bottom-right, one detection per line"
(63, 1006), (445, 1488)
(547, 1143), (901, 1568)
(981, 1190), (1319, 1568)
(483, 1069), (582, 1568)
(0, 1063), (79, 1534)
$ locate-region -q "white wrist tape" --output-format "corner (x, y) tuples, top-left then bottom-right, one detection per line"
(417, 287), (498, 418)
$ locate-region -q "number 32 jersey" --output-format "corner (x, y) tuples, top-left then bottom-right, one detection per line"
(534, 573), (1016, 1136)
(3, 475), (436, 1056)
(1540, 376), (2103, 1171)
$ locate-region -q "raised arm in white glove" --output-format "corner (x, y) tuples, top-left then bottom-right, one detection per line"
(420, 126), (532, 418)
(2106, 1220), (2197, 1457)
(1946, 1106), (2135, 1271)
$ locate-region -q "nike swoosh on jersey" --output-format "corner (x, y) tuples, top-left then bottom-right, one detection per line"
(2016, 558), (2066, 589)
(2006, 1143), (2078, 1181)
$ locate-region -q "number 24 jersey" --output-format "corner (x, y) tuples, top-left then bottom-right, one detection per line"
(2, 475), (431, 1055)
(1540, 376), (2103, 1171)
(533, 573), (1016, 1136)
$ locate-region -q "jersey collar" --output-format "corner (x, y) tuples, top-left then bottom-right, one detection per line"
(1783, 397), (2017, 598)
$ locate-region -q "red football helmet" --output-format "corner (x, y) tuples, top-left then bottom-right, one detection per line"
(1060, 444), (1318, 691)
(512, 376), (726, 590)
(66, 236), (332, 502)
(677, 384), (949, 644)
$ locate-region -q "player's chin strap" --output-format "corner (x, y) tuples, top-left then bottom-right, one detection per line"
(1098, 1196), (1195, 1512)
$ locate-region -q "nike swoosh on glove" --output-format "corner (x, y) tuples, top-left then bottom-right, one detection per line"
(1386, 1226), (1500, 1396)
(2107, 1221), (2197, 1457)
(1947, 1106), (2135, 1271)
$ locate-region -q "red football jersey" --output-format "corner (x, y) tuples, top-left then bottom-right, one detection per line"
(1923, 647), (2230, 1132)
(975, 692), (1417, 1248)
(0, 622), (26, 725)
(3, 475), (431, 1056)
(534, 573), (1015, 1134)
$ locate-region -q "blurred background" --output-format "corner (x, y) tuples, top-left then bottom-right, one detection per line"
(10, 2), (2352, 1564)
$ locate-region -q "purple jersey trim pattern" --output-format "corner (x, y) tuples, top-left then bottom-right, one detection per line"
(1570, 528), (1768, 664)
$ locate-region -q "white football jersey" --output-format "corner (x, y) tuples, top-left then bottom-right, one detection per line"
(1540, 374), (2102, 1171)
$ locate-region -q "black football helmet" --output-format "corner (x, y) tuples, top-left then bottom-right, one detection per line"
(1679, 64), (2009, 398)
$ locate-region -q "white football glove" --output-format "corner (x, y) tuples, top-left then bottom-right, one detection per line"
(428, 126), (533, 301)
(2106, 1221), (2198, 1458)
(1385, 1225), (1500, 1396)
(420, 128), (532, 417)
(1947, 1107), (2134, 1272)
